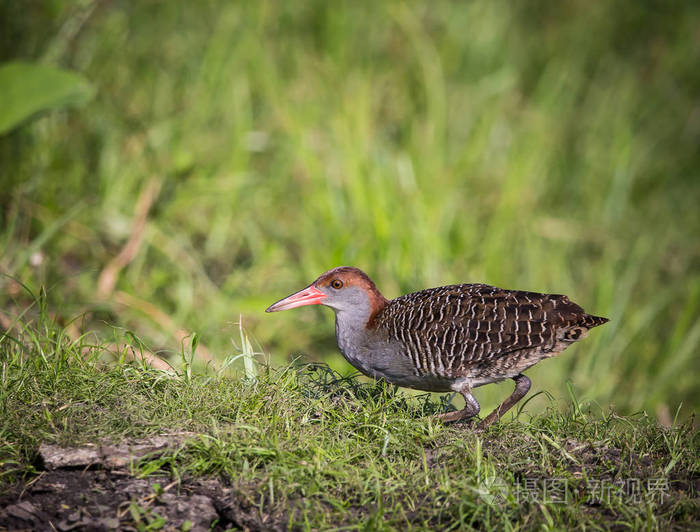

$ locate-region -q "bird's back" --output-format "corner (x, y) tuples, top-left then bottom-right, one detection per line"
(370, 283), (608, 383)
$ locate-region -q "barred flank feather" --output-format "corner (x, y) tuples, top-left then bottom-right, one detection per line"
(371, 284), (608, 379)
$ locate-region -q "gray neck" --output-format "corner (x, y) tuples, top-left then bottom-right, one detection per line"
(334, 305), (371, 333)
(334, 307), (373, 372)
(324, 287), (374, 364)
(335, 305), (370, 343)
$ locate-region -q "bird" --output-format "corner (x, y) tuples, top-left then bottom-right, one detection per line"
(266, 267), (608, 428)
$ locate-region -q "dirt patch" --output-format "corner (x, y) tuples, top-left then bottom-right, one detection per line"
(0, 439), (287, 532)
(0, 470), (288, 531)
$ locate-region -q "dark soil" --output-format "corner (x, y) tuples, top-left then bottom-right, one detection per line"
(0, 439), (287, 532)
(0, 469), (286, 532)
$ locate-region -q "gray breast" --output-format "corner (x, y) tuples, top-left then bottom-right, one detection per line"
(335, 319), (454, 392)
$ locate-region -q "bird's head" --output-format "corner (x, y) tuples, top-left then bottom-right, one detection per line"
(265, 267), (388, 320)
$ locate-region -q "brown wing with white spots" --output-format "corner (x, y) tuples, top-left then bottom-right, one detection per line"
(372, 284), (608, 378)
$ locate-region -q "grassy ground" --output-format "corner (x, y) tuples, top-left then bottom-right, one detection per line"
(1, 314), (698, 530)
(1, 7), (699, 528)
(1, 1), (699, 421)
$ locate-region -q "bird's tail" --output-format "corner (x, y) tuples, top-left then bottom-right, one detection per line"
(583, 314), (609, 328)
(558, 314), (609, 342)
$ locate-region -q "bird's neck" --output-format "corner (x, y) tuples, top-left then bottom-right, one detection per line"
(328, 286), (389, 360)
(334, 305), (371, 338)
(334, 306), (374, 368)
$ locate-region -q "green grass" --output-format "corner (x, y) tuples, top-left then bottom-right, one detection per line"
(2, 4), (698, 528)
(1, 314), (698, 530)
(1, 2), (699, 421)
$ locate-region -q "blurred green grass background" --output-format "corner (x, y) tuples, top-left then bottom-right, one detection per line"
(1, 1), (698, 421)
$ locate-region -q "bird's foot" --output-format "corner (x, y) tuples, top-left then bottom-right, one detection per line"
(437, 409), (478, 425)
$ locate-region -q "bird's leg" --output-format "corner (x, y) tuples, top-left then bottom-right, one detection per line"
(478, 374), (531, 429)
(438, 384), (481, 423)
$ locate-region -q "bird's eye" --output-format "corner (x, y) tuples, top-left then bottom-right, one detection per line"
(331, 279), (343, 290)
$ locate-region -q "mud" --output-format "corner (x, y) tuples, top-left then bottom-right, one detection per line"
(0, 440), (285, 532)
(0, 469), (288, 531)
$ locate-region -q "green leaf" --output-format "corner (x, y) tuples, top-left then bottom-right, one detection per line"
(0, 61), (95, 134)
